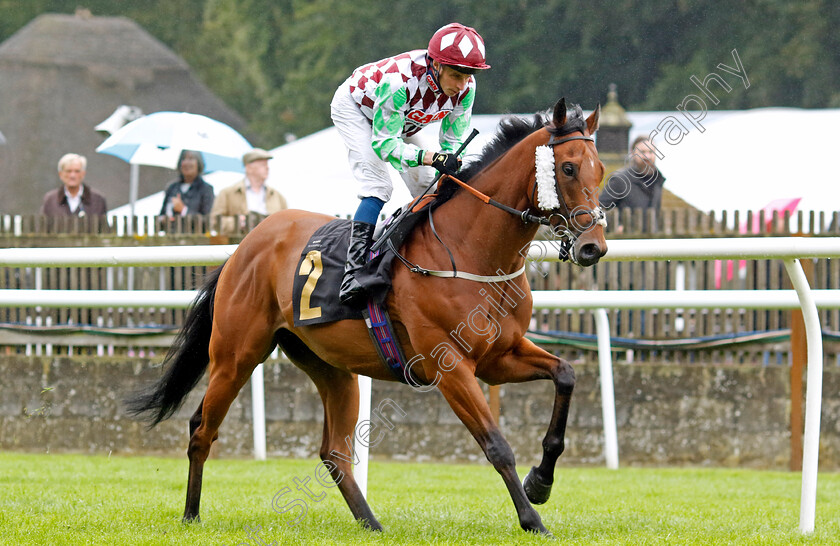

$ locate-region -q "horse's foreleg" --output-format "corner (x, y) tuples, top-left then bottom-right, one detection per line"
(522, 356), (574, 505)
(436, 369), (548, 534)
(479, 337), (575, 506)
(315, 370), (382, 531)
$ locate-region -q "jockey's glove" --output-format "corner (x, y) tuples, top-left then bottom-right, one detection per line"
(431, 151), (461, 176)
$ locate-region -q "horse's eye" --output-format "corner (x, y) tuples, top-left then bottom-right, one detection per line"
(562, 163), (576, 177)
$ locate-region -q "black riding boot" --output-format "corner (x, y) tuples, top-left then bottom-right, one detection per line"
(339, 221), (375, 307)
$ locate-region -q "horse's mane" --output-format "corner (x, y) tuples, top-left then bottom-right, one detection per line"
(434, 104), (587, 205)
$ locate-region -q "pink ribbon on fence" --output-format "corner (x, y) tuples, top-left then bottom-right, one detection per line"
(714, 197), (802, 289)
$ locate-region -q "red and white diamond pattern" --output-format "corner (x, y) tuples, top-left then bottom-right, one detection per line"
(347, 50), (473, 136)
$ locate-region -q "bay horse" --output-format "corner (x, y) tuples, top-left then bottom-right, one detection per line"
(127, 98), (607, 535)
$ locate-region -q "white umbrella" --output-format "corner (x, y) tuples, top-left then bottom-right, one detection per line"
(96, 111), (253, 217)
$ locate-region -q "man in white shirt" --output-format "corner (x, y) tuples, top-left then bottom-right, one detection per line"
(210, 148), (287, 233)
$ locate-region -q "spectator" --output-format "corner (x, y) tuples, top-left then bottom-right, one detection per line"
(599, 136), (666, 211)
(160, 150), (214, 218)
(39, 153), (107, 216)
(210, 148), (287, 234)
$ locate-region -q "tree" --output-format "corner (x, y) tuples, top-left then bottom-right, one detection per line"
(2, 0), (837, 145)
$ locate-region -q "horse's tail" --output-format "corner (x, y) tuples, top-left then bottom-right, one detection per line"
(124, 264), (224, 427)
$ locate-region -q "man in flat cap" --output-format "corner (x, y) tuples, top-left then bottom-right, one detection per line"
(211, 148), (287, 234)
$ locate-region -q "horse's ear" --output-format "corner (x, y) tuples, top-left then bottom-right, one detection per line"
(586, 104), (601, 135)
(552, 98), (567, 127)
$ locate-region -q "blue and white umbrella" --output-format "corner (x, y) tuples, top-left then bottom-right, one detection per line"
(96, 111), (252, 174)
(96, 111), (252, 219)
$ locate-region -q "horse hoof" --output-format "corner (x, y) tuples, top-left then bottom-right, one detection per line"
(523, 466), (553, 505)
(182, 514), (201, 524)
(359, 517), (383, 532)
(520, 511), (550, 535)
(528, 525), (554, 538)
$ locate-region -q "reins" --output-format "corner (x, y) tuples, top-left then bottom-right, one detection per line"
(443, 172), (549, 225)
(387, 131), (606, 279)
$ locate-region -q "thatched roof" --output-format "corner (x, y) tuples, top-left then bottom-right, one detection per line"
(0, 13), (188, 72)
(0, 12), (248, 214)
(661, 188), (696, 210)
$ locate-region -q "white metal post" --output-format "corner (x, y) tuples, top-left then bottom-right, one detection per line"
(355, 375), (372, 498)
(783, 259), (823, 535)
(251, 363), (266, 461)
(594, 309), (619, 469)
(128, 164), (139, 236)
(675, 263), (686, 332)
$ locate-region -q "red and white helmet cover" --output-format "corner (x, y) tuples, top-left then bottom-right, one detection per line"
(427, 23), (490, 72)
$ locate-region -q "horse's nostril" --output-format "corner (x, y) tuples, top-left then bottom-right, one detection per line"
(577, 243), (603, 265)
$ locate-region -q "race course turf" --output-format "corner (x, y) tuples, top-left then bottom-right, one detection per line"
(1, 452), (838, 545)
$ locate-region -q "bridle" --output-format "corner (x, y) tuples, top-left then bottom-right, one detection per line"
(440, 132), (606, 263)
(532, 133), (607, 262)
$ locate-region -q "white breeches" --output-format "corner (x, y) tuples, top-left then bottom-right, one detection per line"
(330, 82), (437, 201)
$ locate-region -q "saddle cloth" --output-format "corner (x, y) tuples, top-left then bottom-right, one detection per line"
(292, 196), (433, 327)
(292, 219), (363, 326)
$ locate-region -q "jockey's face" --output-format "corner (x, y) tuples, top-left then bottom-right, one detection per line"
(435, 63), (472, 97)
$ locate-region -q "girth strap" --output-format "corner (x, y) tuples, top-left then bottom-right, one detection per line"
(363, 300), (428, 387)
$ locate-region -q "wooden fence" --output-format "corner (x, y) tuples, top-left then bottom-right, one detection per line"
(533, 208), (840, 364)
(1, 209), (838, 362)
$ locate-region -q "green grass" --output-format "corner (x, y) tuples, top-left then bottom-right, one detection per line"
(1, 453), (839, 545)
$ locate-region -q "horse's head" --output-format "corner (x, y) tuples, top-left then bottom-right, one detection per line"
(534, 98), (608, 266)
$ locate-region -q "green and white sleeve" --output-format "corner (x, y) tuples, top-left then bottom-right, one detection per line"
(370, 80), (423, 172)
(439, 87), (475, 154)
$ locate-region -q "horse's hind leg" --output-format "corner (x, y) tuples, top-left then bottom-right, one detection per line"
(183, 398), (207, 521)
(183, 365), (253, 521)
(276, 330), (382, 531)
(478, 337), (576, 506)
(183, 332), (277, 522)
(188, 397), (204, 438)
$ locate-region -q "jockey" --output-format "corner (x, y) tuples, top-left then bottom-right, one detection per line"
(330, 22), (490, 307)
